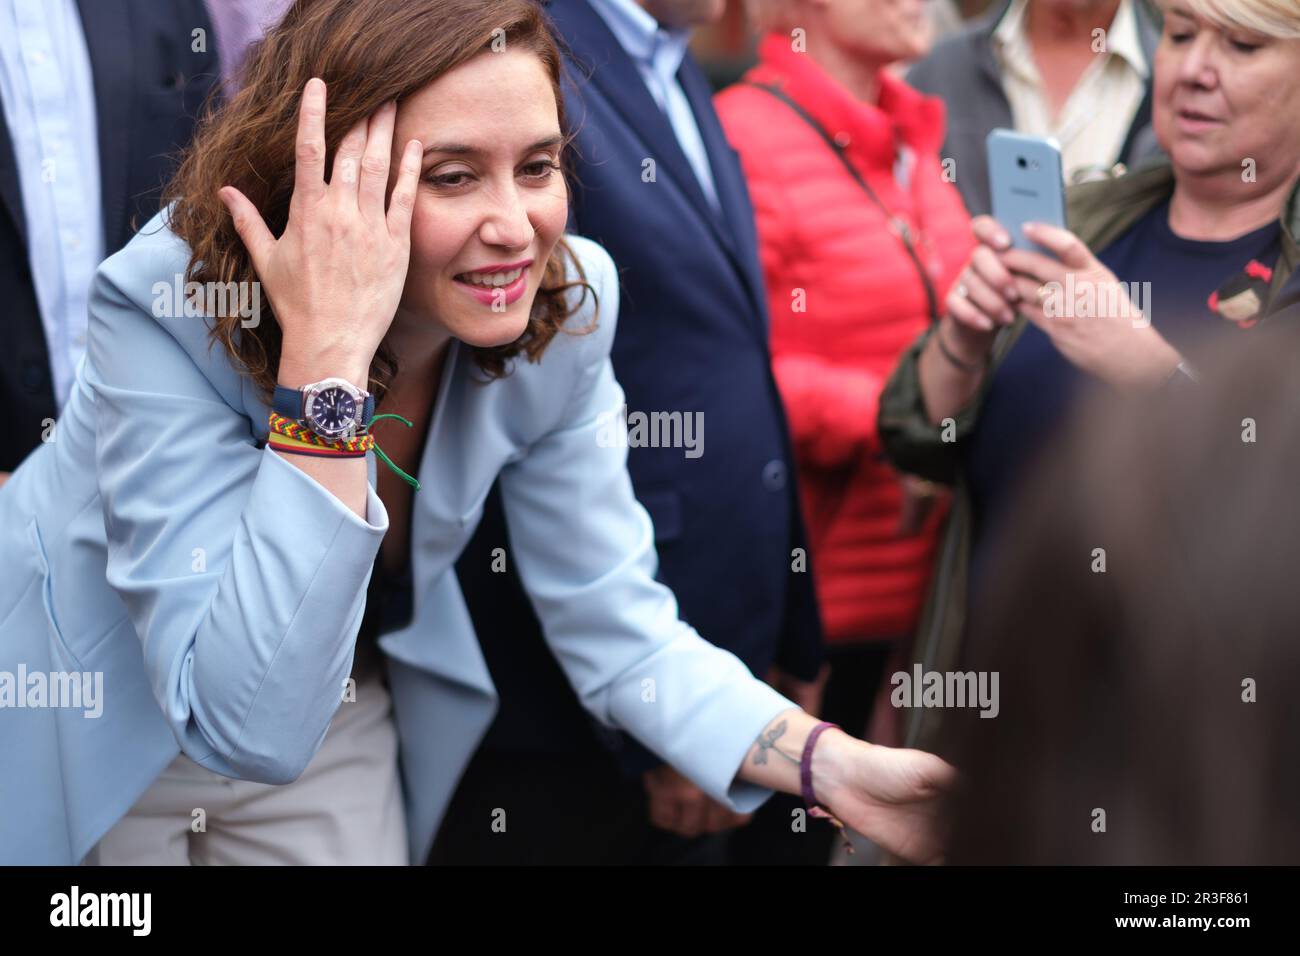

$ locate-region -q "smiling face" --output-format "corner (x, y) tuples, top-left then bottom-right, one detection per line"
(387, 48), (569, 349)
(1154, 5), (1300, 183)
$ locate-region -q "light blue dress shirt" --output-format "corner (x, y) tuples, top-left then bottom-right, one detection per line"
(588, 0), (721, 212)
(0, 0), (104, 411)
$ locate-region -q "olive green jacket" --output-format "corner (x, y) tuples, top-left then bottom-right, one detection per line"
(877, 159), (1300, 751)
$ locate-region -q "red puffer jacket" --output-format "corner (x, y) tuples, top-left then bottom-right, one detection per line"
(716, 34), (974, 643)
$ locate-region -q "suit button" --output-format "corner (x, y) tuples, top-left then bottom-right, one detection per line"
(762, 459), (787, 492)
(21, 361), (46, 392)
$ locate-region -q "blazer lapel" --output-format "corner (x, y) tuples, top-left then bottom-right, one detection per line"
(392, 341), (497, 697)
(546, 0), (769, 333)
(75, 0), (133, 251)
(677, 55), (768, 327)
(550, 0), (715, 215)
(974, 3), (1015, 123)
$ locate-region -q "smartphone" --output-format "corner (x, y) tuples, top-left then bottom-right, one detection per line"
(986, 130), (1066, 254)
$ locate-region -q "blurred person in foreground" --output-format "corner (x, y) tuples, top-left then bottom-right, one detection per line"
(945, 330), (1300, 863)
(879, 0), (1300, 756)
(715, 0), (974, 863)
(909, 0), (1163, 215)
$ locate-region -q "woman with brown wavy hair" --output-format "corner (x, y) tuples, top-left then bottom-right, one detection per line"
(0, 0), (953, 866)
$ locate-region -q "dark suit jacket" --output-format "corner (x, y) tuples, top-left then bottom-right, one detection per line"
(0, 0), (217, 471)
(907, 0), (1162, 217)
(454, 0), (824, 772)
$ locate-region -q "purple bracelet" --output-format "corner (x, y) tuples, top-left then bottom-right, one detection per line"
(800, 721), (840, 810)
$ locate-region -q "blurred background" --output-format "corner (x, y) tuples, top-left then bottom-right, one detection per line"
(691, 0), (996, 85)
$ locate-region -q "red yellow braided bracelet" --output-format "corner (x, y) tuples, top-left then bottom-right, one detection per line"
(267, 412), (375, 453)
(265, 411), (421, 490)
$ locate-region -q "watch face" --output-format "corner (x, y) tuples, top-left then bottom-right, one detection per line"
(308, 386), (358, 437)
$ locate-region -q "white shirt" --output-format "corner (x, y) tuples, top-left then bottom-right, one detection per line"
(993, 0), (1148, 184)
(0, 0), (103, 410)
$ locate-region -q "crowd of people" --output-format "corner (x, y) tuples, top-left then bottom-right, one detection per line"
(0, 0), (1297, 866)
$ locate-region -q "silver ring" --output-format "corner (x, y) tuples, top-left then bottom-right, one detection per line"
(954, 282), (968, 298)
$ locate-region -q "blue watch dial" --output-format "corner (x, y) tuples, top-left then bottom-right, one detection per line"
(309, 386), (357, 435)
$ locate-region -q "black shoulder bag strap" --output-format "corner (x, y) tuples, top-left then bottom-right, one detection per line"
(744, 81), (945, 544)
(743, 81), (941, 326)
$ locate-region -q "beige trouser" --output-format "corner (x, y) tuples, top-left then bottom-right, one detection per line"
(89, 668), (408, 865)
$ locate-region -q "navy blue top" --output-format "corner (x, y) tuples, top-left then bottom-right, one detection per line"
(964, 200), (1282, 599)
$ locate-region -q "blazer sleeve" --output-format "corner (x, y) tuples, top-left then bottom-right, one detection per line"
(497, 244), (796, 812)
(877, 324), (983, 484)
(87, 255), (388, 785)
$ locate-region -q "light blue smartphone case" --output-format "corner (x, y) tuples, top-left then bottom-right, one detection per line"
(986, 129), (1066, 255)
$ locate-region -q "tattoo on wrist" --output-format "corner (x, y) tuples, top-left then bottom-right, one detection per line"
(752, 719), (800, 767)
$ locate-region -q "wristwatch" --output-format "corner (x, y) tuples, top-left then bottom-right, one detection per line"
(273, 377), (375, 439)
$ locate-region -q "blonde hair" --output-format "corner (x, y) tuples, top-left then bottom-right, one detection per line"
(1163, 0), (1300, 39)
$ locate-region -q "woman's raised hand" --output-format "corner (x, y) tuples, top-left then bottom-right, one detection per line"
(944, 216), (1022, 355)
(1000, 222), (1182, 390)
(218, 78), (423, 388)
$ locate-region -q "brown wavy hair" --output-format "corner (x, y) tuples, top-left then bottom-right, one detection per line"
(163, 0), (594, 403)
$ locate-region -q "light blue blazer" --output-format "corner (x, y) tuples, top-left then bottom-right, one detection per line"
(0, 213), (794, 864)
